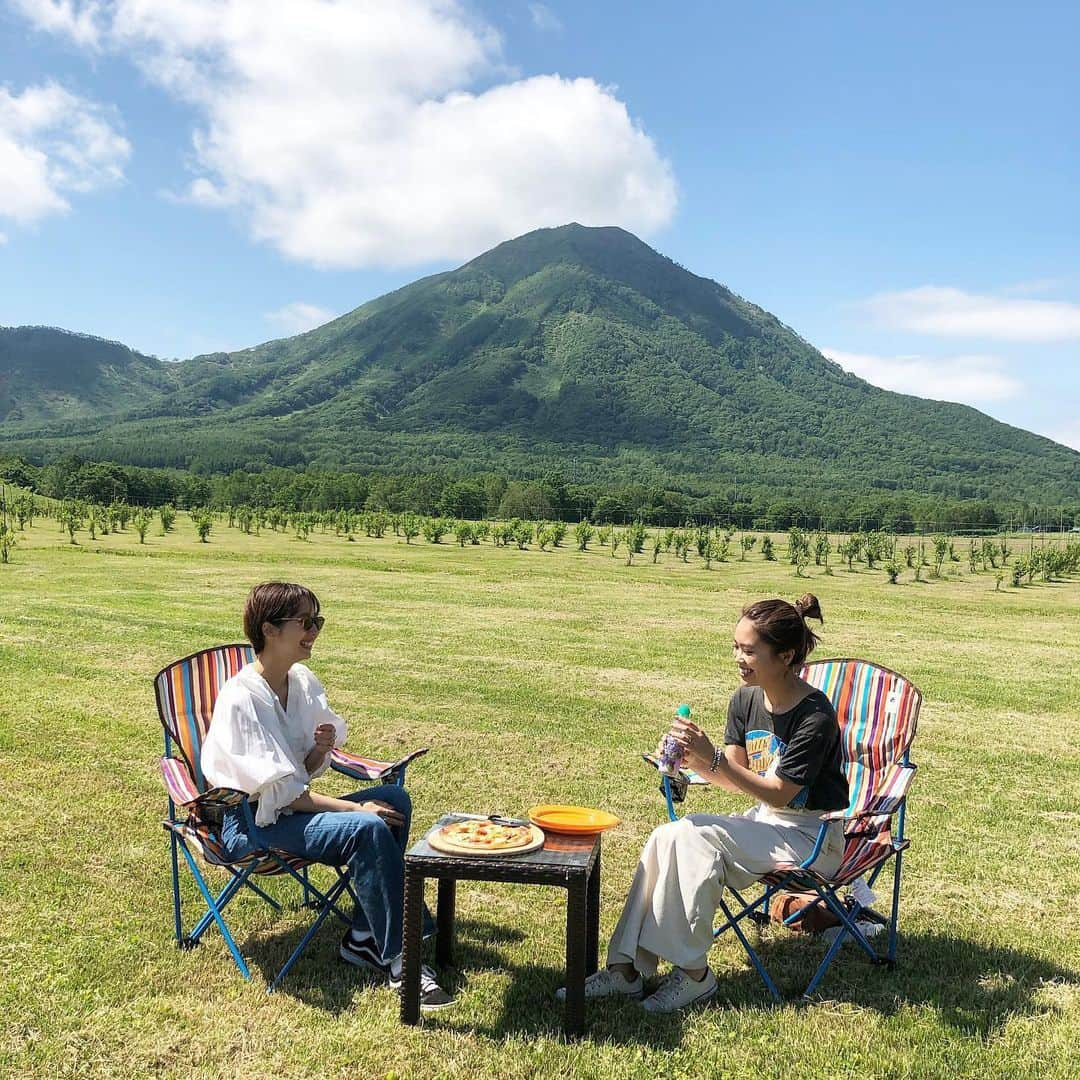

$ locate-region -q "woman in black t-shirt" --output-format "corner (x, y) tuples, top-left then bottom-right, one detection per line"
(557, 593), (848, 1014)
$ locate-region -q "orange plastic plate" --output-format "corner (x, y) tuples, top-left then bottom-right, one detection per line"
(528, 804), (621, 835)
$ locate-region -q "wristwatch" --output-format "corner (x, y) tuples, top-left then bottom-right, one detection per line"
(711, 745), (725, 773)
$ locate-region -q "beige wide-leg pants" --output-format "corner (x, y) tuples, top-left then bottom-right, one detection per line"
(607, 804), (845, 975)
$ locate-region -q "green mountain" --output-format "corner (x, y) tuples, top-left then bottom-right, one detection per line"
(1, 224), (1077, 502)
(0, 326), (175, 422)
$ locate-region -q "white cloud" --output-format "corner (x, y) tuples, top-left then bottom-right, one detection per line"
(822, 348), (1023, 404)
(265, 301), (336, 335)
(529, 3), (563, 31)
(16, 0), (676, 268)
(862, 286), (1080, 342)
(10, 0), (105, 48)
(0, 80), (130, 228)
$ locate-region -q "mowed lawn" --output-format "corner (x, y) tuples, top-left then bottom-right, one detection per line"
(1, 519), (1078, 1079)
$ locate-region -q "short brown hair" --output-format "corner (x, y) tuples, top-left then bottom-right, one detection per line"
(741, 593), (824, 669)
(243, 582), (321, 653)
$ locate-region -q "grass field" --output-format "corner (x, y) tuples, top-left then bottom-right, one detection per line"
(1, 519), (1078, 1079)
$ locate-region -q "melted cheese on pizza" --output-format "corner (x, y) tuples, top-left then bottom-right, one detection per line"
(441, 820), (533, 849)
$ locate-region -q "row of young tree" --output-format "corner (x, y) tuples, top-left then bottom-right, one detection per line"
(6, 492), (1078, 587)
(2, 453), (1075, 534)
(782, 524), (1079, 586)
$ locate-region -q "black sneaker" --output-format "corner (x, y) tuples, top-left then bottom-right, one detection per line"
(389, 963), (456, 1011)
(339, 932), (386, 972)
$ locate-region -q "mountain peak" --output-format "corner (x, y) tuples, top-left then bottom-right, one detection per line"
(466, 222), (674, 278)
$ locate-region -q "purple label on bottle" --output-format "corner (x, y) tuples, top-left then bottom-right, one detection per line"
(659, 734), (683, 775)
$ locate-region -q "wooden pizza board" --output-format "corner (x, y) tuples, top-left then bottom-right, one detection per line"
(428, 822), (546, 856)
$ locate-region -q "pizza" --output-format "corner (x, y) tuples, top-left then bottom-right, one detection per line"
(436, 819), (538, 852)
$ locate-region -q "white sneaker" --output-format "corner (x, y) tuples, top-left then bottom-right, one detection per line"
(641, 967), (718, 1013)
(821, 919), (885, 947)
(555, 967), (643, 1002)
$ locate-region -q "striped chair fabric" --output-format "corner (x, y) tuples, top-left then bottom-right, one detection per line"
(765, 824), (905, 890)
(156, 644), (420, 799)
(759, 659), (922, 891)
(156, 643), (317, 879)
(156, 643), (256, 791)
(172, 817), (309, 875)
(799, 658), (921, 817)
(330, 746), (430, 781)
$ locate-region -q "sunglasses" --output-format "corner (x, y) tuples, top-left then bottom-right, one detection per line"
(273, 614), (325, 632)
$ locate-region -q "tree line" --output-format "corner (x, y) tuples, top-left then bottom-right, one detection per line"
(1, 452), (1076, 533)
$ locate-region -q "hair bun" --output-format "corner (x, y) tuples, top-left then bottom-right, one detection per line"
(794, 593), (824, 624)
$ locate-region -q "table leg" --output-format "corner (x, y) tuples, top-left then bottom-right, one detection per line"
(585, 848), (600, 976)
(436, 877), (456, 967)
(400, 868), (424, 1025)
(564, 878), (587, 1039)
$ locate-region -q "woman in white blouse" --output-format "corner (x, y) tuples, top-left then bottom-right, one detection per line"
(201, 581), (453, 1009)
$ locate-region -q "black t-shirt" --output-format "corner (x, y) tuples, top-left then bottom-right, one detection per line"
(724, 686), (849, 812)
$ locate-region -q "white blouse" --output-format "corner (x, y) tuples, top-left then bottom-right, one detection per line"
(201, 663), (348, 827)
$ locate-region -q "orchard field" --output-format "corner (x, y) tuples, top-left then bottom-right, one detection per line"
(1, 512), (1078, 1079)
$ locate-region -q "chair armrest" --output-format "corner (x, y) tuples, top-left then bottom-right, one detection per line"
(330, 746), (429, 782)
(161, 757), (200, 806)
(641, 753), (710, 784)
(160, 757), (248, 809)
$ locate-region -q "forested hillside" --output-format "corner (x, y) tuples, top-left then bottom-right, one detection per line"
(2, 225), (1077, 506)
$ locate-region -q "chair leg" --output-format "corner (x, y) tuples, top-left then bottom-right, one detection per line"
(269, 858), (354, 926)
(187, 870), (253, 945)
(718, 895), (782, 1001)
(803, 920), (848, 999)
(177, 841), (253, 979)
(802, 885), (893, 998)
(713, 885), (768, 938)
(267, 875), (352, 993)
(886, 849), (903, 967)
(169, 829), (184, 945)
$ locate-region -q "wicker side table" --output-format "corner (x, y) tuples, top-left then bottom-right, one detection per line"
(401, 816), (602, 1038)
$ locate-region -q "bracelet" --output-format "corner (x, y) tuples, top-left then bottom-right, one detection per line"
(711, 745), (725, 773)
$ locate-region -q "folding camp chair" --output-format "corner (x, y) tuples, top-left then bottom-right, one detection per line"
(652, 658), (921, 1000)
(155, 643), (428, 991)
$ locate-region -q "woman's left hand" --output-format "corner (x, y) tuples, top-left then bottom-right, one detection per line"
(669, 716), (716, 776)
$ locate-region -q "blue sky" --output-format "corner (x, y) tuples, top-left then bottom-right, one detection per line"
(1, 0), (1078, 450)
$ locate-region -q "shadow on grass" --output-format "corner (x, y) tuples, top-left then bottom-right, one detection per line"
(245, 918), (1077, 1045)
(433, 926), (1077, 1045)
(706, 927), (1077, 1039)
(246, 915), (529, 1017)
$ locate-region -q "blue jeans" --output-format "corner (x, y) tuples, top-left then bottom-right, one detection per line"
(220, 784), (410, 965)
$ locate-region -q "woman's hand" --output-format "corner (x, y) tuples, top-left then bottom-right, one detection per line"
(304, 722), (337, 774)
(668, 716), (716, 776)
(354, 799), (405, 828)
